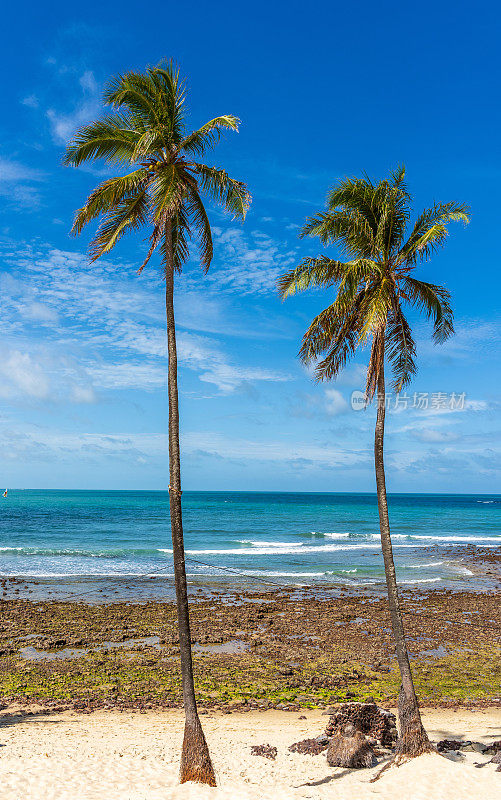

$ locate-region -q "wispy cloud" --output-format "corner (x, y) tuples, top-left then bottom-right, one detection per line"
(21, 94), (39, 109)
(46, 70), (102, 145)
(177, 332), (289, 393)
(0, 156), (45, 209)
(204, 227), (297, 294)
(0, 240), (291, 399)
(183, 430), (368, 469)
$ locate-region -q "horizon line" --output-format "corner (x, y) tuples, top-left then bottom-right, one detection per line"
(3, 488), (500, 497)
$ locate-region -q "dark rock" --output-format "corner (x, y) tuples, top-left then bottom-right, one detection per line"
(462, 742), (485, 753)
(251, 744), (277, 760)
(44, 638), (66, 649)
(437, 739), (464, 752)
(289, 738), (328, 755)
(325, 702), (397, 747)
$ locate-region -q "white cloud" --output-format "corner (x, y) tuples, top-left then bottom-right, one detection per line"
(178, 332), (289, 393)
(332, 363), (368, 387)
(206, 227), (297, 294)
(411, 428), (460, 443)
(324, 388), (348, 415)
(0, 158), (43, 183)
(0, 351), (50, 399)
(182, 431), (367, 469)
(0, 241), (292, 399)
(21, 94), (39, 109)
(70, 385), (96, 404)
(86, 362), (166, 390)
(47, 70), (101, 144)
(0, 157), (44, 209)
(0, 423), (168, 464)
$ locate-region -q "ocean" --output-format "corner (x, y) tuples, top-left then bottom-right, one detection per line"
(0, 490), (499, 601)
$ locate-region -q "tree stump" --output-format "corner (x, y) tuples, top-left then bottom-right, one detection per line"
(327, 723), (376, 769)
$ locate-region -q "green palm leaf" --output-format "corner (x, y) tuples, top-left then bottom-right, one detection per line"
(181, 116), (241, 156)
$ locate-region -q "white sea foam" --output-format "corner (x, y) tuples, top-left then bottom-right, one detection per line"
(158, 542), (431, 556)
(307, 532), (501, 543)
(243, 571), (326, 577)
(237, 540), (304, 548)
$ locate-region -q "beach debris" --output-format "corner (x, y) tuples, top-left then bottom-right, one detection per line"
(289, 738), (328, 755)
(325, 701), (397, 747)
(250, 744), (277, 760)
(326, 723), (376, 768)
(436, 739), (465, 752)
(437, 738), (501, 755)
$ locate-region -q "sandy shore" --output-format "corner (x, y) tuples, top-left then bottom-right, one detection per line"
(0, 707), (499, 799)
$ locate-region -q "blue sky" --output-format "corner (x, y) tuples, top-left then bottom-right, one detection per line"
(0, 0), (499, 491)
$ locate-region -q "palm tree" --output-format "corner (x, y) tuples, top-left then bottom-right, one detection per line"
(278, 167), (469, 762)
(64, 62), (250, 785)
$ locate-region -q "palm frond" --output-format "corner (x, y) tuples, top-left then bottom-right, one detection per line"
(402, 277), (454, 343)
(158, 206), (190, 274)
(63, 114), (140, 166)
(131, 128), (168, 161)
(385, 307), (417, 392)
(104, 71), (162, 128)
(301, 210), (375, 259)
(70, 169), (148, 235)
(400, 202), (470, 263)
(181, 116), (240, 156)
(278, 257), (345, 298)
(148, 63), (185, 140)
(137, 218), (165, 274)
(65, 62), (249, 278)
(357, 279), (393, 345)
(194, 164), (250, 218)
(88, 190), (149, 260)
(185, 190), (213, 272)
(299, 286), (367, 365)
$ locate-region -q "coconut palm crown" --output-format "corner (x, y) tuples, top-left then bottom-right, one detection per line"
(64, 61), (251, 271)
(278, 166), (469, 397)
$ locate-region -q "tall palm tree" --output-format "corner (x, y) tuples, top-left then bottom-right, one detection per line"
(278, 167), (469, 762)
(64, 62), (250, 785)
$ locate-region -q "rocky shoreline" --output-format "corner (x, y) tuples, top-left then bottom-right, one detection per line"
(0, 576), (499, 712)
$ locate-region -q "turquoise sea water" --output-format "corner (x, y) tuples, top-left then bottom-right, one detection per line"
(0, 491), (499, 599)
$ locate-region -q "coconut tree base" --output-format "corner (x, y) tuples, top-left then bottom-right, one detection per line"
(179, 716), (217, 786)
(395, 688), (435, 758)
(370, 690), (435, 781)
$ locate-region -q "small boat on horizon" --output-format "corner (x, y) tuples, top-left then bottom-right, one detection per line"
(2, 489), (7, 498)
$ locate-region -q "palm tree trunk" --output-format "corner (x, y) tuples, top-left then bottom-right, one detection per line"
(164, 223), (216, 786)
(375, 365), (433, 759)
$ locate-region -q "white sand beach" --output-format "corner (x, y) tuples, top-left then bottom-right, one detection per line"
(0, 707), (499, 800)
